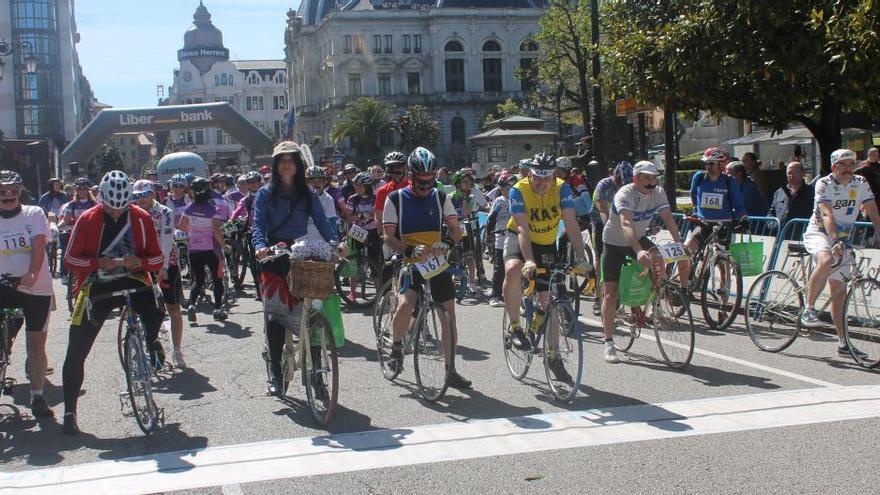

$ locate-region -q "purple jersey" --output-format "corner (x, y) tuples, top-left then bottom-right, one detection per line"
(183, 201), (221, 253)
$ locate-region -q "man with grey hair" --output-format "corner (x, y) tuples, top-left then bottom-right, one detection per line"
(856, 147), (880, 211)
(769, 161), (814, 237)
(726, 160), (768, 216)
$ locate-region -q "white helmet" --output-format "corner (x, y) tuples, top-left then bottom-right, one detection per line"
(99, 170), (131, 209)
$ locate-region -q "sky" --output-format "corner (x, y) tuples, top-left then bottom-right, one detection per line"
(76, 0), (302, 109)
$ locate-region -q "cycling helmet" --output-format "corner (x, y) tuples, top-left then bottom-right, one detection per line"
(343, 163), (358, 174)
(183, 173), (195, 185)
(353, 172), (373, 185)
(210, 173), (223, 182)
(517, 158), (533, 169)
(451, 171), (474, 187)
(701, 146), (730, 165)
(74, 177), (91, 188)
(244, 171), (262, 183)
(0, 170), (23, 187)
(99, 170), (131, 209)
(305, 166), (328, 179)
(223, 174), (235, 187)
(556, 156), (573, 171)
(384, 151), (406, 167)
(496, 171), (516, 187)
(190, 177), (212, 201)
(529, 152), (557, 177)
(236, 174), (247, 185)
(407, 147), (437, 174)
(169, 174), (188, 187)
(614, 161), (634, 184)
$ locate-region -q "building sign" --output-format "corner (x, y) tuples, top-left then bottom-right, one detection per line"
(118, 110), (214, 127)
(177, 47), (230, 61)
(615, 97), (651, 117)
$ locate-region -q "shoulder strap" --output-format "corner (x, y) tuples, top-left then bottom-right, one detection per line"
(101, 213), (132, 256)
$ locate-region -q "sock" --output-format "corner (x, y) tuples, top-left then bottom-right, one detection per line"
(30, 389), (43, 401)
(838, 338), (847, 349)
(604, 339), (614, 348)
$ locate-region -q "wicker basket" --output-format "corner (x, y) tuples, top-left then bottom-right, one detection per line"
(288, 259), (336, 300)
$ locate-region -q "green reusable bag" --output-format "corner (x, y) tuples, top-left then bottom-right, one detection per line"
(317, 293), (345, 348)
(619, 257), (652, 307)
(730, 233), (763, 276)
(338, 258), (358, 278)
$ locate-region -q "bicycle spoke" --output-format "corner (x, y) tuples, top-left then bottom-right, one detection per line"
(654, 285), (695, 368)
(745, 271), (802, 352)
(844, 278), (880, 368)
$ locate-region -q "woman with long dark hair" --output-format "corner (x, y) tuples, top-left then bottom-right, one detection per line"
(252, 141), (338, 396)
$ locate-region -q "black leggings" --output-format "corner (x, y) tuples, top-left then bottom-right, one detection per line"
(188, 250), (223, 309)
(62, 279), (163, 414)
(491, 247), (504, 298)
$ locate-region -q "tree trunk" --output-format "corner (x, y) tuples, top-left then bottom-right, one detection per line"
(801, 94), (842, 177)
(663, 104), (678, 211)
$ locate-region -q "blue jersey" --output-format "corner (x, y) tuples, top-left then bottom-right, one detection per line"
(690, 172), (746, 221)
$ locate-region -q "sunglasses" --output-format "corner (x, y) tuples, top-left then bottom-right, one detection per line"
(412, 177), (436, 189)
(132, 191), (151, 200)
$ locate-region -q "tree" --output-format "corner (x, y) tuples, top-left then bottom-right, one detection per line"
(96, 142), (124, 176)
(398, 105), (440, 155)
(481, 99), (526, 130)
(330, 97), (393, 165)
(604, 0), (880, 175)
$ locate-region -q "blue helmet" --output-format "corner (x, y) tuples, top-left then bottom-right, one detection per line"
(614, 161), (633, 185)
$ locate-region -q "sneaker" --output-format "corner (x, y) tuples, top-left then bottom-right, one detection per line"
(488, 298), (505, 308)
(447, 371), (472, 390)
(266, 375), (283, 397)
(389, 344), (404, 374)
(604, 345), (621, 364)
(150, 340), (166, 370)
(172, 349), (187, 370)
(30, 397), (54, 418)
(254, 295), (262, 302)
(187, 306), (197, 323)
(838, 345), (870, 361)
(592, 300), (601, 317)
(547, 356), (573, 384)
(213, 309), (227, 321)
(62, 413), (79, 435)
(509, 325), (531, 351)
(801, 309), (823, 328)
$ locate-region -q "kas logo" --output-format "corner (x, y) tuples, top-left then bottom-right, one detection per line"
(180, 110), (213, 122)
(119, 114), (154, 126)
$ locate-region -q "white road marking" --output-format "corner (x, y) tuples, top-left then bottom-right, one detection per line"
(221, 484), (243, 495)
(578, 315), (840, 387)
(2, 386), (879, 495)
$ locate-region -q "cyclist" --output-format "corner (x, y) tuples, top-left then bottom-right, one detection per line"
(132, 180), (186, 369)
(227, 174), (246, 207)
(501, 153), (590, 382)
(340, 163), (359, 199)
(381, 146), (471, 389)
(59, 177), (97, 281)
(210, 174), (233, 223)
(0, 170), (54, 418)
(304, 166), (340, 240)
(487, 172), (517, 307)
(375, 152), (410, 285)
(253, 141), (340, 397)
(37, 178), (69, 219)
(450, 170), (480, 296)
(801, 149), (880, 358)
(232, 171), (264, 299)
(180, 178), (227, 323)
(164, 173), (191, 228)
(62, 170), (165, 435)
(684, 147), (749, 256)
(343, 172), (380, 302)
(601, 161), (689, 363)
(589, 162), (632, 315)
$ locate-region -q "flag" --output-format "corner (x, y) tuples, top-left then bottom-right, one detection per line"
(284, 96), (296, 141)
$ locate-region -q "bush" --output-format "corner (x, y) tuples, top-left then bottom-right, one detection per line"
(679, 151), (705, 170)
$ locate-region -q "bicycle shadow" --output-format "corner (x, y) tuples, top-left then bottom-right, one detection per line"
(779, 350), (877, 372)
(336, 340), (378, 362)
(204, 321), (253, 339)
(456, 345), (490, 362)
(621, 352), (781, 389)
(391, 377), (545, 422)
(274, 397), (376, 434)
(153, 368), (217, 401)
(310, 426), (415, 452)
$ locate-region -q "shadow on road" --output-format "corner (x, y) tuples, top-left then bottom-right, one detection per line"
(154, 368), (218, 401)
(622, 352), (781, 389)
(274, 397), (376, 435)
(204, 321), (253, 339)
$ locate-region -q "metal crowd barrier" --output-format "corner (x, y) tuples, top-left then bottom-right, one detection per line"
(766, 218), (878, 273)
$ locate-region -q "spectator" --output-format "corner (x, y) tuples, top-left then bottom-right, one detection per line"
(37, 178), (69, 218)
(437, 167), (450, 185)
(741, 152), (768, 197)
(726, 161), (769, 216)
(856, 147), (880, 212)
(769, 162), (814, 236)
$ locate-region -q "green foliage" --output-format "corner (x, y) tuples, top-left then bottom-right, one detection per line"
(679, 151), (705, 170)
(97, 142), (124, 176)
(482, 99), (527, 130)
(330, 97), (393, 164)
(398, 105), (440, 155)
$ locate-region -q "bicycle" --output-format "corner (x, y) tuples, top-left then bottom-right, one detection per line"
(375, 255), (453, 402)
(745, 236), (880, 368)
(334, 225), (382, 309)
(174, 229), (192, 288)
(372, 253), (404, 337)
(614, 247), (696, 369)
(221, 218), (249, 291)
(502, 262), (584, 402)
(0, 275), (24, 397)
(259, 243), (339, 425)
(88, 279), (164, 435)
(450, 218), (480, 301)
(670, 218), (743, 331)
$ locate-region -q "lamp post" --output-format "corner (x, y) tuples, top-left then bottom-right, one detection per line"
(0, 38), (38, 81)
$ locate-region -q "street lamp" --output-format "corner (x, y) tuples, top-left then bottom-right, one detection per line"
(0, 38), (38, 81)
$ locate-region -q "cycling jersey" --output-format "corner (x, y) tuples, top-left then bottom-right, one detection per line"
(61, 199), (97, 232)
(226, 189), (245, 206)
(489, 196), (511, 249)
(143, 201), (175, 268)
(183, 202), (221, 253)
(807, 174), (874, 234)
(303, 191), (339, 241)
(346, 194), (377, 230)
(164, 196), (190, 227)
(506, 177), (575, 245)
(382, 187), (456, 257)
(690, 171), (746, 221)
(0, 205), (53, 296)
(212, 191), (232, 222)
(590, 176), (617, 222)
(450, 190), (476, 219)
(603, 184), (670, 247)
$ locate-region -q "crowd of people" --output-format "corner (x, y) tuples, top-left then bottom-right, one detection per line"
(1, 139), (878, 435)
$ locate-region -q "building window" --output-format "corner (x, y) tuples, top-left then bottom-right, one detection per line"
(348, 73), (362, 96)
(483, 58), (503, 92)
(275, 73), (285, 84)
(354, 35), (364, 54)
(403, 35), (411, 53)
(373, 35), (382, 54)
(344, 35), (352, 54)
(445, 59), (465, 93)
(378, 73), (392, 96)
(488, 146), (506, 161)
(483, 40), (502, 52)
(248, 73), (259, 84)
(451, 117), (466, 145)
(519, 58), (536, 93)
(407, 72), (421, 95)
(246, 96), (264, 111)
(414, 35), (422, 53)
(214, 73), (232, 86)
(445, 40), (464, 52)
(216, 129), (225, 144)
(274, 120), (282, 138)
(195, 130), (204, 145)
(384, 35), (393, 54)
(273, 95), (287, 110)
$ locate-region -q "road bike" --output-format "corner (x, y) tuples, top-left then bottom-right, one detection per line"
(745, 237), (880, 368)
(0, 275), (24, 397)
(450, 218), (480, 301)
(373, 253), (404, 337)
(334, 227), (382, 309)
(221, 218), (249, 291)
(174, 230), (192, 287)
(375, 257), (453, 402)
(502, 262), (583, 402)
(259, 244), (339, 425)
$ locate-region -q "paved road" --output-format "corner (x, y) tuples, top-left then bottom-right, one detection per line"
(1, 271), (879, 494)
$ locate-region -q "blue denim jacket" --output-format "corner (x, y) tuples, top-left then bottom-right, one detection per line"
(251, 185), (334, 250)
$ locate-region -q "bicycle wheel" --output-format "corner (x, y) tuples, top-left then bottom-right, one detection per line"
(502, 302), (532, 380)
(303, 311), (339, 426)
(117, 308), (127, 369)
(701, 255), (742, 330)
(614, 305), (641, 352)
(413, 302), (451, 402)
(745, 271), (802, 352)
(334, 257), (380, 309)
(177, 245), (191, 287)
(653, 285), (695, 368)
(843, 277), (880, 368)
(122, 321), (160, 435)
(0, 322), (9, 395)
(234, 242), (249, 288)
(373, 279), (393, 337)
(375, 286), (400, 381)
(543, 302), (583, 402)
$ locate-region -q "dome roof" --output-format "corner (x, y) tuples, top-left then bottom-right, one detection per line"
(183, 1), (224, 50)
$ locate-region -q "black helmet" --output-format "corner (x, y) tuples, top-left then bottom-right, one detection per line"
(407, 147), (437, 174)
(530, 153), (557, 177)
(74, 177), (91, 188)
(190, 177), (211, 200)
(384, 151), (406, 167)
(0, 170), (23, 187)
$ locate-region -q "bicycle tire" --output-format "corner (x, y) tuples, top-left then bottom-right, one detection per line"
(542, 302), (583, 402)
(745, 271), (802, 352)
(413, 302), (450, 402)
(843, 277), (880, 368)
(502, 303), (532, 381)
(122, 321), (160, 435)
(653, 285), (695, 369)
(373, 279), (393, 337)
(700, 256), (742, 330)
(375, 286), (400, 381)
(303, 311), (339, 426)
(334, 257), (380, 309)
(614, 305), (640, 352)
(116, 308), (127, 370)
(0, 321), (9, 395)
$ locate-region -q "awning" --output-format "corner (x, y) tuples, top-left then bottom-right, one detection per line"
(777, 139), (813, 146)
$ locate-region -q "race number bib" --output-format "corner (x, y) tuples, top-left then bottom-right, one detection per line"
(659, 242), (688, 264)
(349, 223), (369, 243)
(701, 193), (723, 210)
(414, 254), (449, 280)
(0, 231), (31, 255)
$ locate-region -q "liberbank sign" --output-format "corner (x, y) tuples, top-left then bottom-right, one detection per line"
(118, 109), (215, 127)
(178, 47), (229, 60)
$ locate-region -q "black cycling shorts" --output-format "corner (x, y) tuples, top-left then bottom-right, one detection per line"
(160, 264), (184, 306)
(0, 287), (51, 333)
(686, 220), (732, 250)
(602, 237), (656, 283)
(408, 270), (454, 305)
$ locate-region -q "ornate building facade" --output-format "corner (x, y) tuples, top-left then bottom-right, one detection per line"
(285, 0), (546, 169)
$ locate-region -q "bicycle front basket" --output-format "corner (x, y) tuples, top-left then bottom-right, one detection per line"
(288, 259), (336, 300)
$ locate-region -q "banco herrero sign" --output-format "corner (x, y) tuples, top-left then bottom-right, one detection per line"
(178, 47), (229, 60)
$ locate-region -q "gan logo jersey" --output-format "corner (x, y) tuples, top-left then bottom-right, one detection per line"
(506, 177), (575, 245)
(808, 174), (874, 234)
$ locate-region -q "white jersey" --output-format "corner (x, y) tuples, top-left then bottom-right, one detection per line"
(807, 174), (874, 234)
(0, 205), (54, 296)
(144, 201), (175, 269)
(603, 184), (670, 247)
